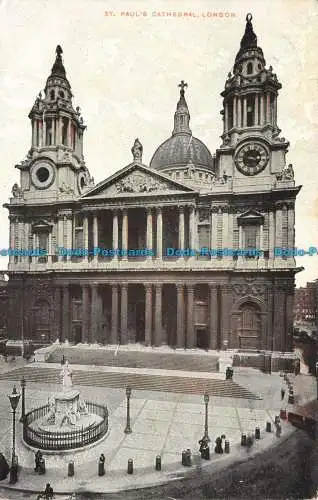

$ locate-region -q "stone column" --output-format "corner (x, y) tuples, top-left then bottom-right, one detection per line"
(83, 215), (89, 262)
(93, 213), (98, 262)
(266, 92), (271, 124)
(122, 209), (128, 260)
(32, 121), (37, 147)
(178, 206), (185, 252)
(66, 215), (73, 261)
(146, 208), (153, 257)
(237, 97), (242, 128)
(112, 210), (119, 259)
(62, 285), (69, 342)
(273, 96), (277, 126)
(111, 284), (119, 344)
(189, 206), (196, 251)
(48, 231), (52, 264)
(57, 216), (64, 261)
(210, 209), (218, 259)
(9, 217), (15, 264)
(145, 284), (152, 346)
(154, 284), (162, 346)
(186, 284), (195, 348)
(275, 205), (283, 250)
(90, 284), (98, 344)
(156, 208), (163, 259)
(176, 283), (184, 347)
(222, 209), (229, 251)
(233, 96), (237, 128)
(82, 285), (89, 343)
(268, 210), (275, 259)
(120, 283), (128, 343)
(224, 103), (228, 132)
(273, 285), (285, 352)
(243, 97), (247, 127)
(260, 95), (265, 126)
(208, 285), (218, 349)
(220, 285), (231, 348)
(52, 118), (56, 145)
(255, 94), (259, 126)
(287, 203), (295, 249)
(53, 286), (61, 341)
(67, 119), (72, 147)
(23, 221), (29, 264)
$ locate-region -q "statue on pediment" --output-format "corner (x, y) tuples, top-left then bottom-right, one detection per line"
(131, 138), (143, 162)
(12, 183), (22, 198)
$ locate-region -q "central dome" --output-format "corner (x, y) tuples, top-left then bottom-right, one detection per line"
(150, 133), (214, 171)
(149, 82), (214, 173)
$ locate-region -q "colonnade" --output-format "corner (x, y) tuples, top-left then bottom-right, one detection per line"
(58, 282), (231, 349)
(224, 92), (277, 132)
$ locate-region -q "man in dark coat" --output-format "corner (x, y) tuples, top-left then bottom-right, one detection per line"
(0, 453), (9, 480)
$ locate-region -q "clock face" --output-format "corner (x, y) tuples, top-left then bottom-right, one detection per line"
(30, 161), (55, 189)
(235, 143), (269, 176)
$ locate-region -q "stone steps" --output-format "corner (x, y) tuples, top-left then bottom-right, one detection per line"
(0, 366), (259, 399)
(47, 346), (220, 372)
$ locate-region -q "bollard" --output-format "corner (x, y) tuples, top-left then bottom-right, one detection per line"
(155, 455), (161, 471)
(224, 440), (230, 454)
(182, 449), (192, 466)
(241, 434), (247, 446)
(255, 427), (261, 440)
(266, 421), (271, 432)
(68, 461), (74, 477)
(127, 458), (133, 474)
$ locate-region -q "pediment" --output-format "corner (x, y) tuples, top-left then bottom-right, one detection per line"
(237, 209), (264, 225)
(81, 163), (195, 199)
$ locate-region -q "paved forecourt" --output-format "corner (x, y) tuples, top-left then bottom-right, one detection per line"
(0, 360), (315, 495)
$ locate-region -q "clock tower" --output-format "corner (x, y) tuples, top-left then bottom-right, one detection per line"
(16, 45), (93, 202)
(216, 14), (290, 191)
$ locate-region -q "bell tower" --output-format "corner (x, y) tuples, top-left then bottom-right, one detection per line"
(15, 45), (93, 202)
(216, 14), (291, 190)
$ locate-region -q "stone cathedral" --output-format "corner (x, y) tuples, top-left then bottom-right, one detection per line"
(5, 15), (301, 366)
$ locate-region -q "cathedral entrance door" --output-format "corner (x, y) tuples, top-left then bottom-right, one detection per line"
(74, 324), (82, 344)
(135, 301), (145, 343)
(238, 302), (261, 349)
(196, 328), (209, 350)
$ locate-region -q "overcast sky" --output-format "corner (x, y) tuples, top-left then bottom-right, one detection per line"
(0, 0), (317, 286)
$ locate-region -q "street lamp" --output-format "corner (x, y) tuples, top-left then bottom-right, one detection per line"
(8, 385), (21, 484)
(202, 393), (210, 442)
(124, 386), (132, 434)
(19, 377), (26, 424)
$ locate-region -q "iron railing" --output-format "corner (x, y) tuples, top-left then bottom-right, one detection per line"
(23, 401), (108, 450)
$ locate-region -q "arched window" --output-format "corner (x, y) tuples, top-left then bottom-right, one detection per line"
(247, 62), (253, 75)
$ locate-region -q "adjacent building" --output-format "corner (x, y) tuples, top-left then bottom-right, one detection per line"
(4, 15), (301, 361)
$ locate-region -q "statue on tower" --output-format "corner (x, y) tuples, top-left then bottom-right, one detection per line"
(131, 138), (143, 162)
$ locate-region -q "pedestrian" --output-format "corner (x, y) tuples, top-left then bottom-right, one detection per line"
(281, 387), (285, 400)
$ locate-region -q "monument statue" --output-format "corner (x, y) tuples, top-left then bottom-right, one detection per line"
(60, 360), (73, 390)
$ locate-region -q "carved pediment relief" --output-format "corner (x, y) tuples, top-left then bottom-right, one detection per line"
(237, 209), (264, 225)
(82, 164), (194, 198)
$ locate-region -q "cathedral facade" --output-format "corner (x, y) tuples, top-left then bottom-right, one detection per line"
(5, 16), (300, 361)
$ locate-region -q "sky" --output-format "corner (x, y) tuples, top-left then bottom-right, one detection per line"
(0, 0), (317, 286)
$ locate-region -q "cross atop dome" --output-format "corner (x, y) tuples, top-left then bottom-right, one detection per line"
(178, 80), (188, 97)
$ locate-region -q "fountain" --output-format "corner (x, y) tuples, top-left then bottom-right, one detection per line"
(23, 361), (108, 451)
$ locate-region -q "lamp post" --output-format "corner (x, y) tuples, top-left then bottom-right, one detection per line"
(202, 393), (210, 442)
(19, 377), (26, 423)
(8, 385), (21, 484)
(124, 386), (132, 434)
